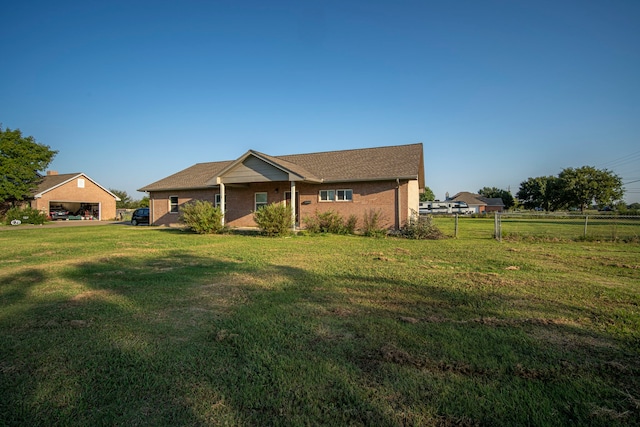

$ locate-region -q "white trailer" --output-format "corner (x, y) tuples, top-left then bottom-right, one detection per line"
(419, 201), (473, 215)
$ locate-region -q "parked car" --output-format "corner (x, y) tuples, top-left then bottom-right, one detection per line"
(131, 208), (149, 226)
(50, 209), (70, 220)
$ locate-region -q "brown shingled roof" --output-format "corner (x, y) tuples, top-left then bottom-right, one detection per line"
(450, 192), (505, 207)
(450, 192), (486, 206)
(275, 143), (423, 183)
(138, 161), (233, 192)
(138, 143), (424, 192)
(33, 173), (83, 195)
(33, 173), (120, 200)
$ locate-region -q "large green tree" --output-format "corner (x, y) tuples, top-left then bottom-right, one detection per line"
(516, 176), (564, 211)
(558, 166), (623, 211)
(0, 126), (57, 204)
(109, 189), (134, 209)
(477, 186), (515, 210)
(518, 167), (624, 212)
(420, 186), (435, 202)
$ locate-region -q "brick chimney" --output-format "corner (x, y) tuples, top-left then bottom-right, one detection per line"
(47, 170), (58, 176)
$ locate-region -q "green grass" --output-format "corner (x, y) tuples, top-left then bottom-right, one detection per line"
(1, 225), (639, 426)
(433, 215), (640, 241)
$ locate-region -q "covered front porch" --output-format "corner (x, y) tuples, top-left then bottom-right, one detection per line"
(209, 150), (322, 230)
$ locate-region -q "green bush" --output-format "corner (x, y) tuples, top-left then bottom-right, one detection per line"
(344, 214), (358, 234)
(401, 212), (445, 240)
(253, 203), (292, 236)
(179, 200), (224, 234)
(4, 206), (47, 225)
(303, 210), (351, 234)
(362, 209), (387, 237)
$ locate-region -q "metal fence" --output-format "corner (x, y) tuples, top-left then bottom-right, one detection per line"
(431, 213), (640, 242)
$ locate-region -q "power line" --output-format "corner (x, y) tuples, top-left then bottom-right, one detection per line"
(599, 149), (640, 169)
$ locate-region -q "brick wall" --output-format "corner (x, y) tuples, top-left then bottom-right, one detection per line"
(149, 179), (416, 229)
(31, 176), (117, 220)
(149, 189), (216, 226)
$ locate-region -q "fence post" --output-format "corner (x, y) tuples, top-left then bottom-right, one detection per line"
(455, 214), (459, 238)
(494, 212), (501, 242)
(584, 215), (588, 238)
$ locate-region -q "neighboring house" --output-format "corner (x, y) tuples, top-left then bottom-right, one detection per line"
(138, 143), (425, 230)
(449, 192), (505, 213)
(30, 171), (121, 220)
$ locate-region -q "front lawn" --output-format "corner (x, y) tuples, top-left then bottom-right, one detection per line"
(1, 225), (639, 426)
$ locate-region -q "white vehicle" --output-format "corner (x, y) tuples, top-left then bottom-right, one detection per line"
(419, 201), (473, 215)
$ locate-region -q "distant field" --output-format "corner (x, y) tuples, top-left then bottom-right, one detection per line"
(1, 225), (639, 426)
(433, 214), (640, 241)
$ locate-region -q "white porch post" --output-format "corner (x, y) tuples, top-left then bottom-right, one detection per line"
(290, 180), (296, 230)
(220, 182), (226, 226)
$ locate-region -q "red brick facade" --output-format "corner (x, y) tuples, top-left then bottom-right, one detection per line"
(149, 179), (417, 230)
(141, 144), (424, 230)
(30, 174), (118, 220)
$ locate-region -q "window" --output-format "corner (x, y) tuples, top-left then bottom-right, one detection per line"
(336, 189), (353, 201)
(169, 196), (179, 213)
(215, 194), (226, 210)
(255, 192), (267, 210)
(319, 190), (335, 202)
(77, 178), (85, 188)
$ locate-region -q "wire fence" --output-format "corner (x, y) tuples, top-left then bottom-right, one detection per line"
(431, 213), (640, 242)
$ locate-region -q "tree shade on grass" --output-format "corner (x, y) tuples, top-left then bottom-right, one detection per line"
(0, 226), (638, 426)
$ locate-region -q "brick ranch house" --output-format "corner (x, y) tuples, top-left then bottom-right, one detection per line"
(138, 143), (425, 230)
(29, 171), (120, 220)
(449, 191), (505, 213)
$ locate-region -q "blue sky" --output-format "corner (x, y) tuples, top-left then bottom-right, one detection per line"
(2, 0), (639, 203)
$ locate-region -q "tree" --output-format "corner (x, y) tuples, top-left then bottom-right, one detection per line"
(0, 126), (57, 204)
(516, 176), (564, 211)
(109, 189), (134, 209)
(478, 186), (515, 210)
(420, 186), (435, 202)
(558, 166), (623, 211)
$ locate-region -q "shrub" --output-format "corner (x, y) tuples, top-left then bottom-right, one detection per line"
(180, 200), (224, 234)
(253, 203), (292, 237)
(401, 211), (445, 240)
(4, 206), (47, 225)
(344, 214), (358, 235)
(304, 210), (348, 234)
(362, 209), (387, 237)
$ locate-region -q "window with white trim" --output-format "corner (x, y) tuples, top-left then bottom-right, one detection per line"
(319, 190), (335, 202)
(255, 192), (267, 210)
(215, 194), (226, 210)
(77, 178), (85, 188)
(336, 189), (353, 201)
(169, 196), (179, 213)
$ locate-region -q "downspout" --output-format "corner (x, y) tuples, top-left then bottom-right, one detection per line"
(148, 192), (153, 225)
(396, 178), (401, 230)
(220, 183), (226, 226)
(290, 180), (296, 231)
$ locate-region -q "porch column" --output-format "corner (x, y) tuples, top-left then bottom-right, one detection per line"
(220, 182), (226, 226)
(290, 180), (296, 230)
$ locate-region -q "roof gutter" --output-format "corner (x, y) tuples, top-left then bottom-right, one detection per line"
(321, 175), (418, 184)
